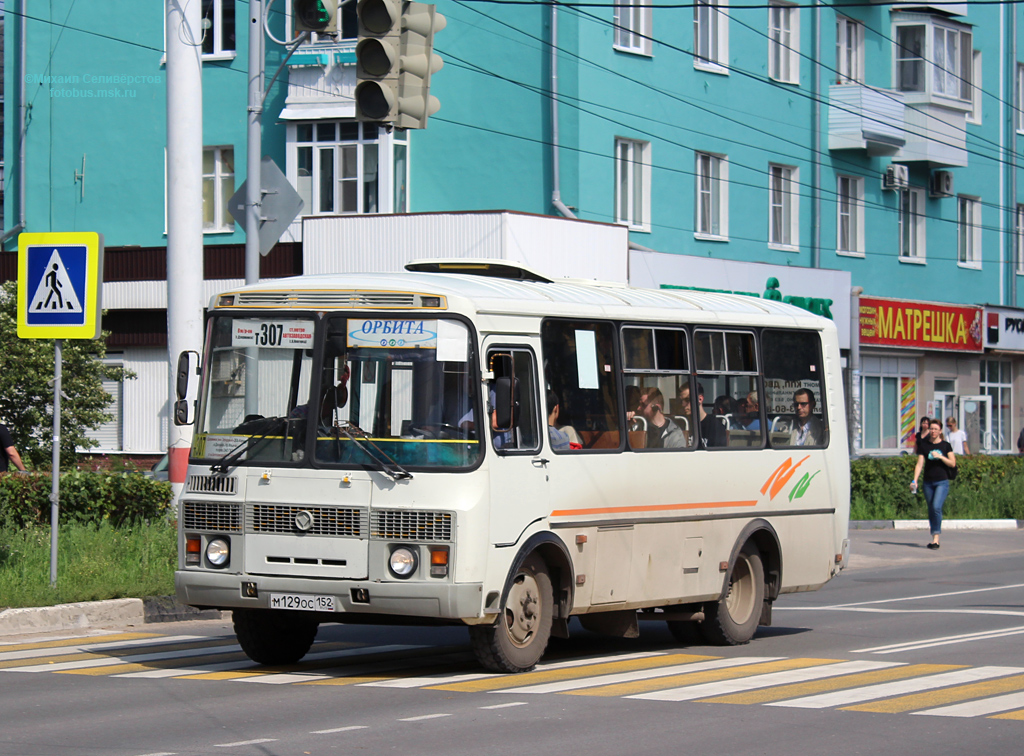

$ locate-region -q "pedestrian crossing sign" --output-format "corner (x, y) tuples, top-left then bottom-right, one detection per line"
(17, 232), (104, 339)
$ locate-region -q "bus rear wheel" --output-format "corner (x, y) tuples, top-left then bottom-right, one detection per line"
(233, 608), (319, 665)
(700, 545), (764, 646)
(469, 555), (554, 673)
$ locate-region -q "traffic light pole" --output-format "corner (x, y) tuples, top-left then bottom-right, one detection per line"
(246, 0), (264, 288)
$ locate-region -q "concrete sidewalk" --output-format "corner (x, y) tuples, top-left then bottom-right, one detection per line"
(851, 519), (1022, 530)
(0, 596), (222, 637)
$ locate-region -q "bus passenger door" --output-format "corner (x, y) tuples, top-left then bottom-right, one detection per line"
(485, 343), (549, 545)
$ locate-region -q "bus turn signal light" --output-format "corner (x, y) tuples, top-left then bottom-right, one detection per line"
(186, 536), (201, 565)
(430, 548), (449, 577)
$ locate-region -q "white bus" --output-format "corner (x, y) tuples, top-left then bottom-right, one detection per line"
(174, 260), (850, 673)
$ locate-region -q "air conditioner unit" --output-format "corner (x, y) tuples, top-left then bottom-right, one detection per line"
(882, 164), (910, 191)
(930, 170), (955, 198)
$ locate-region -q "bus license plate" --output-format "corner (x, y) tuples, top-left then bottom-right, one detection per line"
(268, 593), (335, 612)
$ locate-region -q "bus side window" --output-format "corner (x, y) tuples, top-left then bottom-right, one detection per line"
(762, 330), (829, 449)
(487, 348), (541, 453)
(694, 330), (761, 449)
(541, 320), (621, 450)
(621, 326), (693, 451)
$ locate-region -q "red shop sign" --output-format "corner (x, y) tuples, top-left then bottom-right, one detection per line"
(859, 296), (983, 352)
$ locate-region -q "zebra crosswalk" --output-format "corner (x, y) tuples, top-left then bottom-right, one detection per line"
(5, 631), (1024, 720)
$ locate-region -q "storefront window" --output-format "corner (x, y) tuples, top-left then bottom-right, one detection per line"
(981, 360), (1012, 450)
(861, 356), (917, 451)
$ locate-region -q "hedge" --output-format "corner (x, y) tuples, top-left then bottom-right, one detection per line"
(0, 471), (172, 529)
(851, 453), (1024, 521)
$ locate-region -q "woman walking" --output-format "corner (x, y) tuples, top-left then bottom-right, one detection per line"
(911, 418), (956, 550)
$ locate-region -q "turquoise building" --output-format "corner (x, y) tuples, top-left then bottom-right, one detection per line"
(3, 1), (1024, 454)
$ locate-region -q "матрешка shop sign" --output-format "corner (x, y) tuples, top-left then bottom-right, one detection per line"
(859, 296), (983, 352)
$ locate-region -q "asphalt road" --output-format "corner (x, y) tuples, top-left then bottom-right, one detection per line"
(3, 528), (1024, 756)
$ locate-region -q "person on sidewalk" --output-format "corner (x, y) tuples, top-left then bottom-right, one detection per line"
(911, 418), (956, 550)
(0, 422), (27, 473)
(945, 417), (970, 456)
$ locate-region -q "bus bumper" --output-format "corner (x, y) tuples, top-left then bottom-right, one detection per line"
(175, 570), (485, 620)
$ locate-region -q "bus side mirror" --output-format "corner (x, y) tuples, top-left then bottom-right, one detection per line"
(174, 351), (200, 426)
(493, 376), (520, 431)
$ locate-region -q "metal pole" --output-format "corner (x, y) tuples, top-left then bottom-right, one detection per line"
(50, 339), (62, 588)
(244, 0), (265, 420)
(166, 0), (205, 501)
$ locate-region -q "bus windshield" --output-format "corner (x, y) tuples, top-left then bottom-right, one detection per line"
(194, 314), (481, 470)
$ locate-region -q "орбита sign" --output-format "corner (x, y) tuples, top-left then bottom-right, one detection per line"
(17, 232), (104, 340)
(859, 296), (983, 352)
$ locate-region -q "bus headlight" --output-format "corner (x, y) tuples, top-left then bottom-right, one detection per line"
(206, 537), (230, 568)
(388, 547), (418, 579)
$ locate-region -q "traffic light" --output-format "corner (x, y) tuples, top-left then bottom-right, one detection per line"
(355, 0), (445, 129)
(294, 0), (338, 34)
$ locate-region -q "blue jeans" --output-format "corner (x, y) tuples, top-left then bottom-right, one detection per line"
(923, 479), (950, 536)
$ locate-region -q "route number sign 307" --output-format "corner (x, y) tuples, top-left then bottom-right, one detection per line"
(231, 319), (315, 349)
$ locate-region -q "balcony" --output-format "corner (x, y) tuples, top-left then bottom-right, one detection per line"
(896, 103), (968, 167)
(279, 41), (357, 121)
(828, 84), (906, 156)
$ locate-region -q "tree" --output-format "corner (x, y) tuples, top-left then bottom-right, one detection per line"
(0, 280), (134, 469)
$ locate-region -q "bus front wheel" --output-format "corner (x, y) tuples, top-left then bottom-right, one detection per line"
(469, 555), (554, 673)
(700, 545), (765, 646)
(233, 608), (319, 665)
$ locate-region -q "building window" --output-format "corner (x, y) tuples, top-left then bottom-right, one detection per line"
(981, 360), (1012, 451)
(894, 18), (971, 102)
(836, 16), (863, 84)
(695, 152), (728, 238)
(614, 0), (652, 55)
(768, 3), (798, 84)
(768, 164), (797, 249)
(202, 146), (235, 232)
(898, 187), (926, 261)
(291, 122), (408, 216)
(201, 0), (236, 57)
(957, 196), (981, 268)
(1017, 204), (1024, 274)
(615, 138), (650, 230)
(1018, 64), (1024, 133)
(836, 175), (864, 256)
(861, 356), (917, 451)
(967, 50), (982, 125)
(694, 0), (728, 71)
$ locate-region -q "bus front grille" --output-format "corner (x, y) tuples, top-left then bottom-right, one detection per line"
(248, 505), (367, 537)
(182, 501), (243, 533)
(186, 474), (237, 495)
(234, 291), (422, 309)
(371, 510), (453, 542)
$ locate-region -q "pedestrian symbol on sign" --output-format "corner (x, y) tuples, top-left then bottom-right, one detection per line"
(28, 249), (83, 314)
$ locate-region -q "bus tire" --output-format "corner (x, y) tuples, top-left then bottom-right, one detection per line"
(233, 608), (319, 665)
(700, 545), (765, 646)
(469, 555), (554, 673)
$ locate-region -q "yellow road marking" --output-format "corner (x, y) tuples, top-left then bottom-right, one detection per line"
(55, 651), (251, 677)
(180, 670), (269, 680)
(0, 632), (157, 652)
(569, 658), (841, 698)
(429, 654), (718, 693)
(991, 709), (1024, 720)
(699, 664), (963, 705)
(0, 638), (238, 669)
(843, 673), (1024, 713)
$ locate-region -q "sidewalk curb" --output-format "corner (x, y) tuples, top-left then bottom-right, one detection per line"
(0, 597), (224, 638)
(851, 519), (1024, 531)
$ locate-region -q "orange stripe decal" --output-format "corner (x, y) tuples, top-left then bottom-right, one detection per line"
(550, 500), (758, 517)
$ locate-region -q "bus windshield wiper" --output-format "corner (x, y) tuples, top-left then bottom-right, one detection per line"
(334, 422), (413, 481)
(211, 418), (286, 473)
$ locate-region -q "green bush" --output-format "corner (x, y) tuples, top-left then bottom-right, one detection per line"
(851, 454), (1024, 520)
(0, 471), (172, 529)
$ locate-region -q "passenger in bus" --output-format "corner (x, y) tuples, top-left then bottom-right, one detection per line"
(680, 382), (727, 448)
(743, 391), (761, 430)
(713, 395), (743, 430)
(291, 365), (351, 435)
(625, 384), (643, 427)
(546, 390), (572, 451)
(636, 387), (686, 449)
(790, 388), (824, 446)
